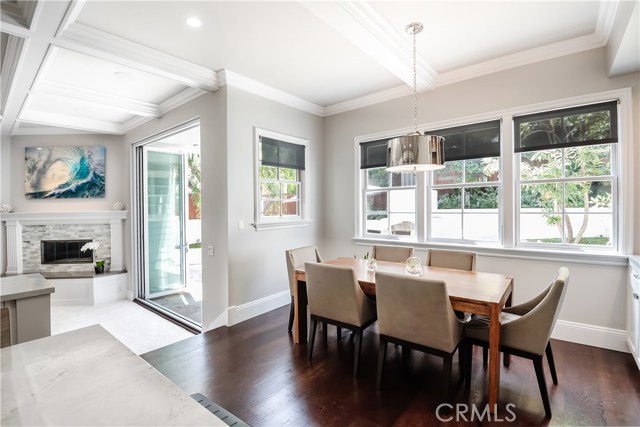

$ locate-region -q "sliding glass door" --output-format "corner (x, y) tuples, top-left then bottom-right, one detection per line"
(133, 122), (202, 329)
(144, 149), (187, 297)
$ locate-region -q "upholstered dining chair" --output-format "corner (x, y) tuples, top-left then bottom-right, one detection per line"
(463, 267), (570, 418)
(285, 246), (323, 332)
(375, 271), (466, 398)
(425, 249), (477, 271)
(371, 245), (414, 263)
(304, 262), (377, 377)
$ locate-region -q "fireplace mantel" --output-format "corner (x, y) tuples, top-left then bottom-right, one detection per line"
(1, 211), (127, 225)
(1, 211), (128, 275)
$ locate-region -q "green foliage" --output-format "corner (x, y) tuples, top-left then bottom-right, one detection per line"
(188, 154), (201, 217)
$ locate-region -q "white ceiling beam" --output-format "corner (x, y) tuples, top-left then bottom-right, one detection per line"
(0, 20), (32, 38)
(19, 108), (125, 134)
(1, 34), (26, 115)
(300, 1), (437, 91)
(219, 70), (325, 116)
(55, 23), (220, 92)
(0, 0), (72, 139)
(35, 81), (161, 117)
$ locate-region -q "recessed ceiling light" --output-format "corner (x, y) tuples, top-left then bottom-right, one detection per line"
(113, 71), (135, 82)
(185, 16), (202, 28)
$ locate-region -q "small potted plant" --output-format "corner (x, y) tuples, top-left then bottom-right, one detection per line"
(81, 241), (105, 274)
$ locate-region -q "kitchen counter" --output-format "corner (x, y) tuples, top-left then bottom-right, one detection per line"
(0, 325), (226, 426)
(0, 274), (54, 345)
(0, 273), (54, 301)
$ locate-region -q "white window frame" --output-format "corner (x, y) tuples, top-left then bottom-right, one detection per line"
(428, 156), (502, 244)
(354, 87), (633, 263)
(254, 127), (310, 230)
(514, 126), (619, 252)
(362, 167), (418, 240)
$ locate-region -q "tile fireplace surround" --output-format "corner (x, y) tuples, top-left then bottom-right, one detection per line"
(1, 211), (127, 275)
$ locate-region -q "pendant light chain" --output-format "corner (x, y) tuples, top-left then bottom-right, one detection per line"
(412, 27), (418, 134)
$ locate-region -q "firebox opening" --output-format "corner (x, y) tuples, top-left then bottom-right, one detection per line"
(41, 240), (94, 264)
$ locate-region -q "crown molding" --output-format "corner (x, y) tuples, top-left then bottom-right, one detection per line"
(219, 70), (325, 117)
(436, 33), (606, 88)
(324, 85), (411, 117)
(36, 81), (161, 117)
(1, 35), (26, 116)
(18, 106), (125, 134)
(159, 87), (207, 115)
(12, 122), (96, 136)
(56, 0), (86, 38)
(122, 115), (154, 134)
(595, 0), (619, 44)
(55, 23), (220, 92)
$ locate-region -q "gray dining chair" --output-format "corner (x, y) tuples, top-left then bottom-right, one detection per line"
(285, 246), (323, 332)
(425, 249), (477, 271)
(304, 262), (377, 377)
(371, 245), (414, 263)
(464, 267), (570, 418)
(375, 271), (466, 399)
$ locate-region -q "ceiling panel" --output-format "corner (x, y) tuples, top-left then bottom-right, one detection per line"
(27, 93), (135, 123)
(42, 47), (186, 103)
(76, 1), (402, 106)
(371, 1), (601, 73)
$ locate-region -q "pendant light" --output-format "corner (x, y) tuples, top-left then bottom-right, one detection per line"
(387, 22), (445, 173)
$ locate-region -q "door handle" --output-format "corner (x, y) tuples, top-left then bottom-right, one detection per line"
(633, 293), (639, 300)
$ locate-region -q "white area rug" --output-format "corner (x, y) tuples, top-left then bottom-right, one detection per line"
(51, 300), (194, 355)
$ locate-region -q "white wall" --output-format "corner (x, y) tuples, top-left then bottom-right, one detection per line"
(321, 48), (640, 350)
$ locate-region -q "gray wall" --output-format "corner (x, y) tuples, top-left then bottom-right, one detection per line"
(124, 86), (323, 328)
(321, 47), (640, 333)
(226, 86), (324, 308)
(125, 90), (229, 330)
(7, 134), (127, 213)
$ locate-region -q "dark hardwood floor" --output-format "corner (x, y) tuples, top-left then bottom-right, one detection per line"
(142, 306), (640, 426)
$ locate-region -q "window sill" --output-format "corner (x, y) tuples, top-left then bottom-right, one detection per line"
(352, 237), (628, 267)
(253, 220), (312, 231)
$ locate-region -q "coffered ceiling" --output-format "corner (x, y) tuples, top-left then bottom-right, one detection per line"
(0, 0), (638, 138)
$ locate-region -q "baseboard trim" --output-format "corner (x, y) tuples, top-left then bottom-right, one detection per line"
(228, 290), (290, 326)
(552, 319), (629, 353)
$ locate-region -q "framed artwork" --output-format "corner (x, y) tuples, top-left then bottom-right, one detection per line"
(24, 146), (106, 199)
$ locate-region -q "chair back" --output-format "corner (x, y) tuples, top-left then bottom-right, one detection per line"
(304, 262), (375, 327)
(376, 271), (463, 353)
(285, 246), (322, 295)
(426, 249), (476, 271)
(371, 245), (414, 263)
(502, 267), (570, 355)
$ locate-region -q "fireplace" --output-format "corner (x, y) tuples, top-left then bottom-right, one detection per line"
(41, 239), (93, 265)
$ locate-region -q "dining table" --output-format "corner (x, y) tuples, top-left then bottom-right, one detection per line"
(293, 257), (514, 412)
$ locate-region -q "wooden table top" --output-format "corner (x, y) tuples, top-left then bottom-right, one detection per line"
(295, 257), (513, 306)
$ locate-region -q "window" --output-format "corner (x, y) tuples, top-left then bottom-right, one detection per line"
(255, 129), (308, 229)
(429, 121), (501, 242)
(360, 139), (416, 238)
(515, 101), (617, 248)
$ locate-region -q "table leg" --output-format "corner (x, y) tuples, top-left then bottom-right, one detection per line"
(293, 275), (308, 344)
(488, 302), (501, 412)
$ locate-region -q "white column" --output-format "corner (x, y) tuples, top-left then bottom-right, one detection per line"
(109, 219), (124, 271)
(5, 220), (23, 275)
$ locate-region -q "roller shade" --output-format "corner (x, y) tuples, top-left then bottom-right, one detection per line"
(360, 138), (395, 169)
(430, 120), (501, 162)
(514, 101), (618, 153)
(260, 136), (305, 170)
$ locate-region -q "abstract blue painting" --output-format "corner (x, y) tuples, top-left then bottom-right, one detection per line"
(24, 146), (106, 199)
